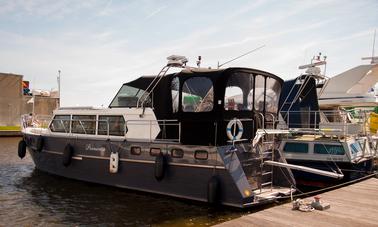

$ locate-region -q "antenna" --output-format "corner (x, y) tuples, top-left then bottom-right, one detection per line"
(217, 44), (265, 68)
(58, 70), (61, 107)
(362, 29), (378, 64)
(372, 29), (376, 62)
(298, 52), (327, 79)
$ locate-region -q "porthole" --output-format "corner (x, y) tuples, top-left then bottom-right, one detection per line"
(150, 148), (161, 156)
(171, 148), (184, 158)
(130, 146), (141, 155)
(194, 150), (208, 160)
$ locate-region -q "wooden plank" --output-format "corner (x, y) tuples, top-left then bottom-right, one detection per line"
(216, 178), (378, 227)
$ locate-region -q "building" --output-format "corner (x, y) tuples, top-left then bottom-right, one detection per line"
(0, 72), (59, 135)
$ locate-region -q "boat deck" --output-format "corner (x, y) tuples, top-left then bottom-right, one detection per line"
(217, 177), (378, 227)
(253, 186), (294, 200)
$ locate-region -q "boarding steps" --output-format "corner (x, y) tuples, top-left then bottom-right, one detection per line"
(245, 129), (291, 193)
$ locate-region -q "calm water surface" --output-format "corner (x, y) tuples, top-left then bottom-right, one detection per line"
(0, 137), (252, 226)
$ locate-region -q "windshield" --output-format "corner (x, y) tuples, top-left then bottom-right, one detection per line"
(110, 85), (151, 108)
(350, 141), (362, 156)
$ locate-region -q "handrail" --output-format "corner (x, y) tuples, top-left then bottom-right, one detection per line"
(254, 112), (265, 129)
(126, 119), (181, 142)
(42, 118), (182, 142)
(279, 109), (370, 137)
(137, 66), (171, 108)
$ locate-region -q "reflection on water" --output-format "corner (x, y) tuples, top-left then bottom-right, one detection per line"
(0, 137), (245, 226)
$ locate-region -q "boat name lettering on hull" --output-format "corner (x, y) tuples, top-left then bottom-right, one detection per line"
(86, 144), (106, 153)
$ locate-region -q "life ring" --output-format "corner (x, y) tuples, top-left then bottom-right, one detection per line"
(62, 144), (74, 167)
(207, 176), (220, 205)
(154, 153), (167, 181)
(18, 140), (27, 159)
(226, 119), (243, 140)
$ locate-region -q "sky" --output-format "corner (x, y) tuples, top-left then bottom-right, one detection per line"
(0, 0), (377, 107)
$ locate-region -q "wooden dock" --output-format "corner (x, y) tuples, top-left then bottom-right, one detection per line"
(216, 177), (378, 227)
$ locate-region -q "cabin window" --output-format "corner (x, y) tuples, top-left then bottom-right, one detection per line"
(109, 85), (151, 108)
(98, 115), (125, 136)
(224, 72), (254, 111)
(225, 86), (243, 110)
(283, 142), (308, 153)
(171, 148), (184, 158)
(254, 75), (265, 111)
(265, 77), (281, 113)
(314, 144), (345, 155)
(194, 150), (208, 160)
(130, 146), (142, 155)
(150, 148), (161, 156)
(171, 77), (179, 113)
(71, 115), (96, 135)
(182, 77), (213, 112)
(50, 115), (70, 133)
(350, 142), (362, 155)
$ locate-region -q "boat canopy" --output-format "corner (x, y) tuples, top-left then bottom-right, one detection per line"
(109, 67), (283, 145)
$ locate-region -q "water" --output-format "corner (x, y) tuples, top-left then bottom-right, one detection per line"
(0, 137), (246, 226)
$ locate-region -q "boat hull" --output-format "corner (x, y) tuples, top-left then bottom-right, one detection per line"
(24, 134), (253, 208)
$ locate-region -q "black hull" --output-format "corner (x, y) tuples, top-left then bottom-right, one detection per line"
(25, 134), (252, 208)
(287, 159), (374, 188)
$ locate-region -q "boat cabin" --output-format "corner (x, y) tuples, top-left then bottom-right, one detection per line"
(109, 67), (283, 146)
(280, 135), (372, 163)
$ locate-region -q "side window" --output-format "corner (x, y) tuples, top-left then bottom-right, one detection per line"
(71, 115), (96, 135)
(314, 144), (345, 155)
(350, 142), (362, 155)
(98, 115), (125, 136)
(50, 115), (70, 133)
(254, 75), (265, 111)
(171, 77), (179, 113)
(225, 87), (243, 110)
(182, 77), (213, 112)
(283, 142), (308, 153)
(224, 72), (254, 111)
(265, 77), (281, 113)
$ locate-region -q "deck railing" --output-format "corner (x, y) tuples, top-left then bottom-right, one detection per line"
(21, 114), (52, 129)
(279, 109), (369, 137)
(22, 115), (181, 142)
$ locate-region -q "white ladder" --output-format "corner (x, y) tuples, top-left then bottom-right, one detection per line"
(252, 129), (291, 192)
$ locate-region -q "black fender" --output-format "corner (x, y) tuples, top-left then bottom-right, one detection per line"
(154, 153), (167, 181)
(62, 144), (74, 167)
(18, 140), (27, 159)
(207, 175), (221, 205)
(36, 136), (44, 152)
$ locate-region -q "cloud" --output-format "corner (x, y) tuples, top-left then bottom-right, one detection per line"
(144, 5), (167, 20)
(0, 0), (377, 106)
(0, 0), (105, 18)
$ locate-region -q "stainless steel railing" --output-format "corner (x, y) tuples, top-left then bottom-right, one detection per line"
(279, 109), (370, 136)
(24, 116), (181, 142)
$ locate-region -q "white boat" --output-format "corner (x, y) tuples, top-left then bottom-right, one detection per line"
(277, 55), (377, 187)
(318, 62), (378, 108)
